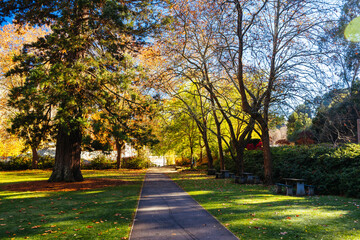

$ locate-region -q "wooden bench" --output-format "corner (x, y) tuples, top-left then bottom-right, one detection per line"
(275, 183), (293, 196)
(283, 178), (305, 196)
(305, 184), (315, 196)
(221, 170), (230, 178)
(215, 171), (234, 179)
(234, 175), (245, 183)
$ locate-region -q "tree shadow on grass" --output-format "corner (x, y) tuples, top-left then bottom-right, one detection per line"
(171, 175), (360, 239)
(0, 184), (141, 239)
(191, 191), (360, 239)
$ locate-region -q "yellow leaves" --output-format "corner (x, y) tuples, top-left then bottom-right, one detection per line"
(0, 134), (25, 157)
(0, 24), (49, 149)
(0, 24), (48, 73)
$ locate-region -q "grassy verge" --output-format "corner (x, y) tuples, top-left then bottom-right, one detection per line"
(169, 171), (360, 240)
(0, 169), (145, 239)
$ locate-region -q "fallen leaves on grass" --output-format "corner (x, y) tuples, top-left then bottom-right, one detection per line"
(1, 178), (128, 192)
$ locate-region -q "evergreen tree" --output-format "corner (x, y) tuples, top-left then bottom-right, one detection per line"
(1, 0), (165, 181)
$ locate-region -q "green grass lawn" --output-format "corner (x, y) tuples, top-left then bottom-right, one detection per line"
(169, 171), (360, 240)
(0, 169), (145, 239)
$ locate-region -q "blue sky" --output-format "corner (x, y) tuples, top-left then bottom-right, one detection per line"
(1, 16), (14, 26)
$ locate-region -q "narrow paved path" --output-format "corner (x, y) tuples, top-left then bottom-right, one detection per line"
(130, 168), (238, 240)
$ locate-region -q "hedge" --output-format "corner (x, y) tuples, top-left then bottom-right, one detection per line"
(216, 144), (360, 198)
(0, 155), (150, 170)
(0, 155), (55, 170)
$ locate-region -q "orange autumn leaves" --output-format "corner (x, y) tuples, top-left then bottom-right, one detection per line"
(0, 23), (48, 157)
(0, 23), (48, 79)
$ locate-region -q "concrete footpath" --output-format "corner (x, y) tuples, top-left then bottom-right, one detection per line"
(129, 168), (238, 240)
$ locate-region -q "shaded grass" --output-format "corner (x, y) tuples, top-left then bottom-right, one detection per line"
(0, 169), (145, 239)
(169, 171), (360, 240)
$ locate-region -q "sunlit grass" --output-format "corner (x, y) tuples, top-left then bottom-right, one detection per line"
(0, 169), (145, 239)
(0, 170), (50, 184)
(0, 169), (145, 185)
(169, 171), (360, 240)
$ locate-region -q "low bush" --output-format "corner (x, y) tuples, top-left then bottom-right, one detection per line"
(83, 155), (115, 170)
(38, 155), (55, 169)
(0, 155), (55, 170)
(123, 157), (149, 169)
(175, 157), (191, 166)
(1, 153), (152, 170)
(0, 155), (32, 170)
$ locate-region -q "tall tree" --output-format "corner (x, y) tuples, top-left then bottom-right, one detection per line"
(143, 43), (217, 171)
(147, 0), (260, 174)
(1, 0), (165, 181)
(217, 0), (331, 184)
(160, 99), (200, 169)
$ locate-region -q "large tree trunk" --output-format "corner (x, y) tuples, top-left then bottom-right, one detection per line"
(48, 126), (83, 182)
(261, 127), (273, 185)
(31, 146), (39, 169)
(116, 140), (125, 169)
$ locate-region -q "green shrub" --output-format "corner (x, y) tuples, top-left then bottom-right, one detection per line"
(213, 155), (237, 172)
(85, 155), (115, 170)
(123, 157), (149, 169)
(0, 155), (55, 170)
(220, 144), (360, 197)
(0, 155), (32, 170)
(38, 155), (55, 169)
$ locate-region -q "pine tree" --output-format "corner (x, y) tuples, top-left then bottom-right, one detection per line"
(1, 0), (165, 181)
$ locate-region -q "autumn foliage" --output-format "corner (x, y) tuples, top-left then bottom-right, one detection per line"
(0, 24), (48, 158)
